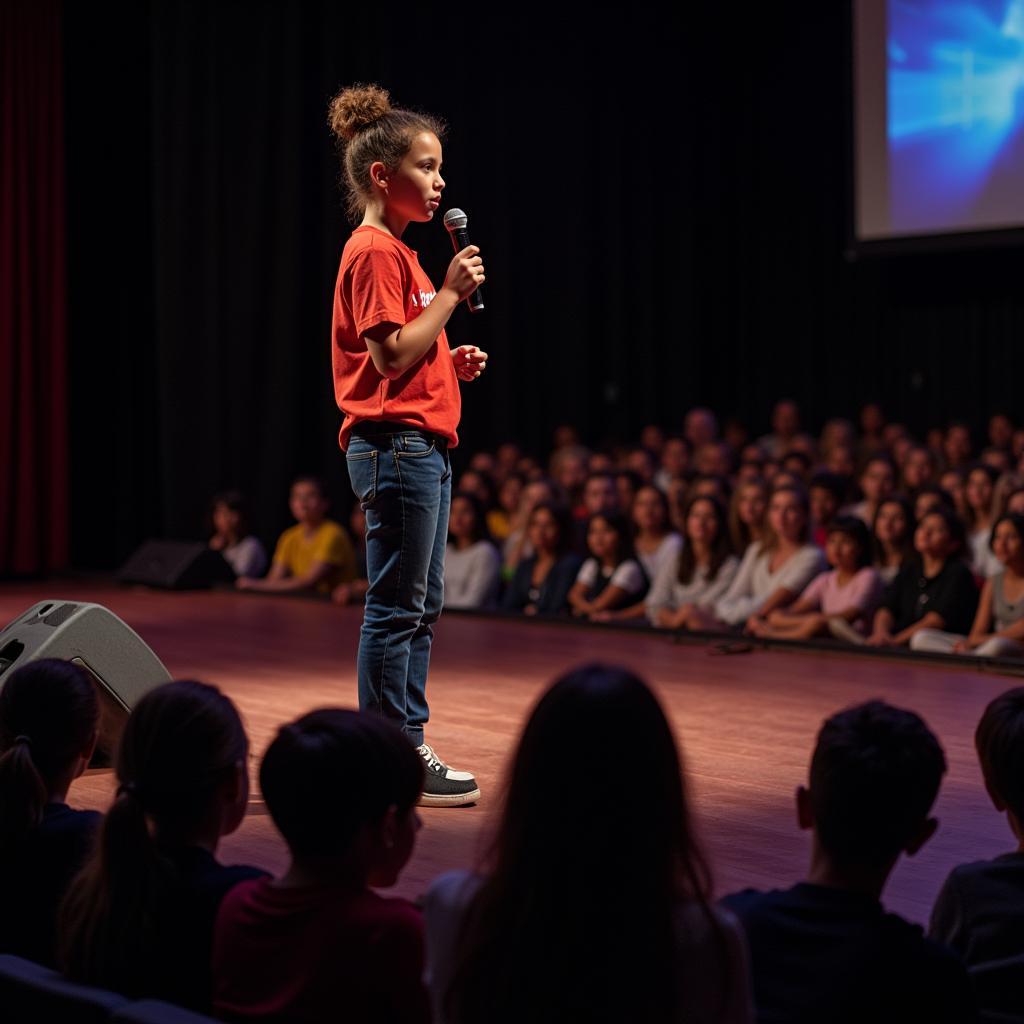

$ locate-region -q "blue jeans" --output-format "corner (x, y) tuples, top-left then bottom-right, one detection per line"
(345, 428), (451, 746)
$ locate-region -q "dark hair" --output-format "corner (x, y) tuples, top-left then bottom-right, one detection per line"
(0, 660), (98, 856)
(764, 483), (810, 550)
(825, 516), (872, 570)
(728, 477), (768, 552)
(989, 513), (1024, 555)
(809, 701), (946, 868)
(964, 462), (1000, 529)
(808, 471), (847, 505)
(631, 484), (670, 532)
(871, 496), (916, 567)
(208, 489), (251, 540)
(586, 512), (635, 567)
(261, 709), (422, 858)
(445, 664), (721, 1024)
(678, 495), (733, 585)
(527, 501), (573, 557)
(976, 687), (1024, 821)
(448, 491), (491, 546)
(60, 680), (248, 993)
(917, 504), (968, 559)
(914, 484), (954, 516)
(328, 84), (445, 223)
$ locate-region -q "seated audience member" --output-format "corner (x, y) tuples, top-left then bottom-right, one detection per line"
(930, 687), (1024, 1022)
(569, 513), (649, 621)
(858, 401), (886, 456)
(980, 446), (1011, 476)
(237, 477), (356, 596)
(487, 472), (523, 542)
(901, 445), (937, 496)
(781, 449), (813, 483)
(868, 507), (979, 648)
(640, 423), (665, 457)
(614, 469), (643, 516)
(572, 471), (620, 550)
(502, 477), (556, 575)
(945, 421), (974, 471)
(712, 485), (826, 633)
(502, 502), (582, 617)
(1004, 487), (1024, 519)
(494, 441), (522, 481)
(684, 405), (720, 451)
(809, 471), (845, 547)
(988, 413), (1014, 453)
(964, 464), (1002, 578)
(0, 660), (99, 966)
(872, 496), (915, 584)
(825, 442), (857, 482)
(845, 455), (896, 527)
(631, 484), (683, 584)
(758, 398), (807, 460)
(914, 484), (955, 524)
(456, 470), (497, 522)
(209, 491), (268, 578)
(332, 504), (370, 606)
(723, 701), (972, 1024)
(690, 473), (731, 504)
(444, 492), (501, 611)
(625, 446), (657, 483)
(940, 468), (968, 518)
(819, 418), (856, 458)
(424, 664), (752, 1024)
(61, 681), (266, 1010)
(212, 710), (428, 1024)
(750, 516), (882, 642)
(912, 514), (1024, 659)
(647, 496), (740, 631)
(728, 478), (769, 558)
(654, 435), (691, 492)
(693, 440), (735, 479)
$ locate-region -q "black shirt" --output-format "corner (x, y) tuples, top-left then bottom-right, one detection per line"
(881, 557), (979, 634)
(722, 882), (975, 1023)
(502, 554), (583, 616)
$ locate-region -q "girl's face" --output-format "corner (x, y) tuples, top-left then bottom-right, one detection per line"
(809, 486), (838, 527)
(737, 484), (767, 527)
(940, 471), (965, 506)
(902, 449), (933, 490)
(632, 487), (666, 532)
(290, 482), (327, 525)
(527, 508), (559, 553)
(768, 491), (806, 542)
(448, 497), (476, 540)
(915, 513), (954, 559)
(875, 501), (908, 545)
(686, 499), (719, 547)
(1008, 491), (1024, 517)
(383, 132), (445, 224)
(499, 476), (523, 515)
(914, 492), (941, 523)
(212, 503), (240, 537)
(587, 517), (619, 562)
(826, 531), (860, 572)
(965, 469), (994, 513)
(992, 519), (1023, 566)
(860, 460), (895, 502)
(521, 480), (553, 514)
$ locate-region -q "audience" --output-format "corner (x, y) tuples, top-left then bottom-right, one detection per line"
(212, 709), (428, 1024)
(0, 660), (99, 966)
(630, 484), (683, 584)
(502, 502), (582, 616)
(872, 496), (915, 584)
(728, 478), (769, 558)
(208, 490), (268, 578)
(930, 687), (1024, 1023)
(964, 464), (1002, 578)
(846, 455), (896, 527)
(568, 512), (649, 621)
(444, 492), (501, 610)
(60, 680), (266, 1010)
(722, 700), (974, 1023)
(237, 476), (357, 596)
(423, 664), (753, 1024)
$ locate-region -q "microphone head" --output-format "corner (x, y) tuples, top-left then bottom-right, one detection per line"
(443, 208), (468, 232)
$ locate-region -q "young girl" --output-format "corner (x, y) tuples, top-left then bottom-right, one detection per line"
(502, 502), (583, 617)
(423, 664), (752, 1024)
(208, 490), (267, 579)
(963, 463), (1002, 577)
(444, 492), (501, 610)
(912, 513), (1024, 658)
(868, 507), (978, 648)
(329, 84), (487, 806)
(631, 484), (683, 585)
(713, 485), (826, 633)
(212, 710), (428, 1024)
(647, 495), (740, 631)
(60, 680), (266, 1009)
(749, 516), (882, 642)
(727, 478), (768, 557)
(502, 478), (557, 577)
(0, 660), (99, 966)
(845, 455), (896, 526)
(568, 513), (649, 621)
(872, 496), (915, 584)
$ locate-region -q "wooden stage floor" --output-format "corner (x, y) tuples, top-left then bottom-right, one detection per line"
(2, 580), (1020, 926)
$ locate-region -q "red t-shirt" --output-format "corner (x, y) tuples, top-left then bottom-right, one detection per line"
(212, 877), (430, 1024)
(332, 225), (461, 450)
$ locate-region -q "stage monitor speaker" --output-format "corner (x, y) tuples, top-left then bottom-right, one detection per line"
(0, 599), (173, 765)
(118, 540), (235, 590)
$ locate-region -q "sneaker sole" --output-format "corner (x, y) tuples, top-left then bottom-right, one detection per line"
(417, 787), (481, 808)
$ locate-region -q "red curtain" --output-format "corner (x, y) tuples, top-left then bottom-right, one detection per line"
(0, 0), (68, 575)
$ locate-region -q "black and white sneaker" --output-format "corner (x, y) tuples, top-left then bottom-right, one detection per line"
(416, 743), (481, 807)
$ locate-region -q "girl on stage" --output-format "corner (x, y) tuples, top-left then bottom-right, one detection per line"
(328, 84), (487, 806)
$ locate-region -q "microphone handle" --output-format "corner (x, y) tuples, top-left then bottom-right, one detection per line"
(449, 226), (485, 313)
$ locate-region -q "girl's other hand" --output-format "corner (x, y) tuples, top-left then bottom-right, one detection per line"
(443, 245), (485, 301)
(453, 345), (488, 381)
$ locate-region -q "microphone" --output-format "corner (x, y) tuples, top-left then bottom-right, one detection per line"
(443, 208), (484, 313)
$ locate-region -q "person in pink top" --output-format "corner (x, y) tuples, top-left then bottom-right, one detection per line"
(749, 517), (882, 641)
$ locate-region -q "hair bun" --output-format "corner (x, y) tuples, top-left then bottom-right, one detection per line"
(328, 84), (392, 142)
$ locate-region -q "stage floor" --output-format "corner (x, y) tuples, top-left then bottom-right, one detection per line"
(1, 580), (1019, 926)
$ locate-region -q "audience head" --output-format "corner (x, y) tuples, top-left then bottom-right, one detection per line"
(690, 473), (730, 504)
(964, 463), (999, 527)
(820, 418), (856, 454)
(771, 399), (801, 441)
(581, 472), (619, 517)
(497, 472), (525, 517)
(825, 516), (872, 572)
(858, 456), (896, 506)
(585, 512), (635, 567)
(1005, 487), (1024, 518)
(614, 469), (642, 513)
(0, 660), (99, 854)
(901, 446), (936, 493)
(729, 477), (768, 552)
(209, 490), (251, 544)
(457, 469), (496, 511)
(765, 484), (810, 549)
(632, 484), (671, 537)
(859, 402), (885, 438)
(640, 424), (665, 454)
(448, 492), (490, 547)
(944, 422), (973, 469)
(551, 448), (588, 499)
(825, 443), (856, 480)
(684, 406), (719, 449)
(781, 450), (812, 482)
(808, 472), (846, 530)
(679, 495), (732, 585)
(914, 505), (967, 563)
(913, 484), (954, 523)
(990, 513), (1024, 572)
(981, 446), (1011, 476)
(625, 446), (656, 482)
(261, 709), (422, 886)
(939, 468), (966, 516)
(693, 440), (734, 478)
(551, 424), (580, 451)
(988, 413), (1014, 452)
(289, 476), (329, 526)
(659, 436), (690, 479)
(526, 501), (571, 558)
(975, 687), (1024, 836)
(801, 701), (946, 872)
(872, 496), (915, 565)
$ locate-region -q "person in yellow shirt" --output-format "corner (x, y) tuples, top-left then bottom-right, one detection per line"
(236, 477), (356, 596)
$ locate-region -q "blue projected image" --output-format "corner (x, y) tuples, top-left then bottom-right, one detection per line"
(888, 0), (1024, 234)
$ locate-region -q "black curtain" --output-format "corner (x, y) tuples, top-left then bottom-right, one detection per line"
(64, 2), (1024, 569)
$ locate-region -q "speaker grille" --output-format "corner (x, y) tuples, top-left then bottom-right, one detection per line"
(43, 603), (80, 627)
